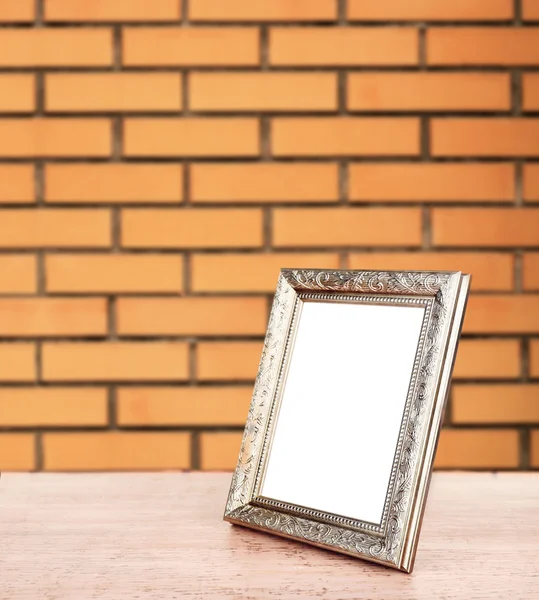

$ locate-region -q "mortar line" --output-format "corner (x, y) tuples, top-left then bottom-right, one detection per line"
(190, 431), (201, 470)
(339, 162), (348, 205)
(337, 0), (347, 24)
(108, 386), (118, 429)
(514, 252), (523, 292)
(181, 0), (188, 24)
(260, 117), (271, 159)
(35, 0), (43, 25)
(522, 337), (530, 381)
(183, 252), (191, 294)
(182, 70), (189, 115)
(260, 26), (269, 71)
(418, 25), (427, 69)
(35, 341), (42, 383)
(108, 297), (117, 340)
(36, 252), (46, 295)
(35, 431), (44, 472)
(512, 70), (522, 115)
(515, 161), (524, 207)
(113, 25), (122, 71)
(183, 159), (190, 203)
(189, 341), (197, 384)
(520, 429), (530, 470)
(263, 207), (272, 250)
(514, 0), (523, 25)
(422, 207), (432, 250)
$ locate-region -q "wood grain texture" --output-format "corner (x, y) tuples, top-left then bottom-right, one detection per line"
(0, 473), (537, 599)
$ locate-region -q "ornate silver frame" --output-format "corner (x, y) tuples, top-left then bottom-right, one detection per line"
(224, 269), (471, 573)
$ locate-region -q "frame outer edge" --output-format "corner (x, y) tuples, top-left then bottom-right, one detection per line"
(224, 273), (298, 517)
(399, 273), (471, 573)
(224, 269), (471, 573)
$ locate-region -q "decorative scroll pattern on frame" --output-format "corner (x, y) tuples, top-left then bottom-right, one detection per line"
(227, 504), (398, 560)
(225, 269), (461, 569)
(282, 269), (451, 297)
(225, 275), (297, 514)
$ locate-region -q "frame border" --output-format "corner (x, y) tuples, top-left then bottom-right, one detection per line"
(224, 269), (470, 573)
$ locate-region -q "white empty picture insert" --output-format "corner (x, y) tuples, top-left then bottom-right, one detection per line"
(260, 300), (426, 525)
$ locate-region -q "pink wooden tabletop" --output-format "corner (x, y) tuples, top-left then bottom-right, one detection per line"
(1, 472), (538, 599)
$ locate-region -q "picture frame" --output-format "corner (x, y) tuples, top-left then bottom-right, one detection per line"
(224, 269), (470, 573)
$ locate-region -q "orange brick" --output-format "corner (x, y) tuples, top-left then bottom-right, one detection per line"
(523, 254), (539, 290)
(45, 164), (183, 204)
(190, 0), (337, 21)
(0, 298), (107, 337)
(124, 118), (259, 157)
(432, 119), (539, 157)
(190, 72), (337, 112)
(348, 0), (512, 20)
(349, 163), (514, 203)
(0, 75), (35, 113)
(197, 341), (261, 381)
(348, 73), (510, 112)
(273, 208), (422, 247)
(523, 73), (539, 111)
(46, 73), (182, 113)
(0, 343), (36, 382)
(0, 164), (34, 204)
(117, 387), (251, 426)
(43, 432), (190, 471)
(122, 208), (262, 249)
(43, 342), (189, 382)
(46, 254), (184, 294)
(191, 252), (341, 292)
(0, 209), (111, 248)
(0, 164), (34, 203)
(117, 297), (267, 336)
(191, 163), (339, 203)
(464, 295), (539, 334)
(200, 432), (242, 470)
(532, 430), (539, 467)
(273, 117), (419, 157)
(0, 0), (34, 21)
(435, 429), (519, 469)
(432, 208), (539, 247)
(524, 164), (539, 202)
(453, 385), (539, 424)
(0, 388), (107, 427)
(0, 255), (37, 293)
(348, 252), (514, 291)
(427, 28), (539, 66)
(0, 119), (111, 158)
(0, 29), (112, 67)
(0, 434), (35, 471)
(270, 27), (418, 66)
(523, 0), (539, 20)
(45, 0), (181, 21)
(530, 339), (539, 377)
(123, 27), (259, 66)
(454, 339), (521, 379)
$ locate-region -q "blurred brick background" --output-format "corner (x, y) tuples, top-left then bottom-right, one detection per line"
(0, 0), (538, 472)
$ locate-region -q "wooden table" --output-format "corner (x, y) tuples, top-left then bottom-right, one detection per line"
(1, 472), (538, 599)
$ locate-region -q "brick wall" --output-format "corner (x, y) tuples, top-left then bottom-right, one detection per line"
(0, 0), (538, 472)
